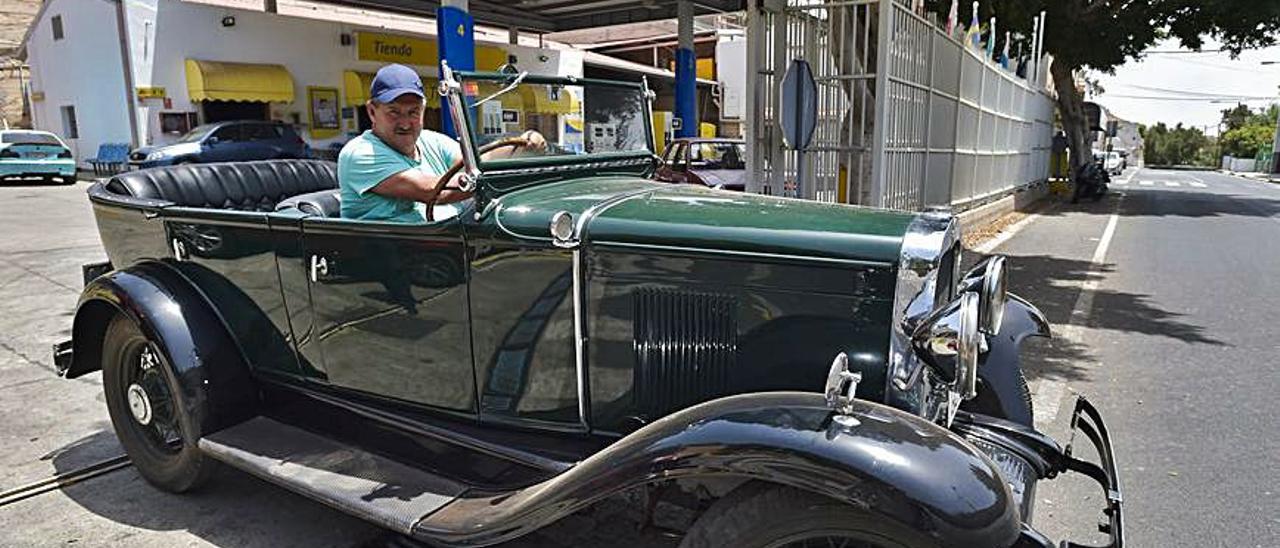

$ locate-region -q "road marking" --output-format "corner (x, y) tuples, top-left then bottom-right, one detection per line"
(1165, 181), (1181, 187)
(1034, 189), (1124, 425)
(1139, 181), (1154, 186)
(1189, 181), (1207, 188)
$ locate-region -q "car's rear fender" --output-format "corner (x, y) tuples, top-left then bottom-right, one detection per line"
(64, 261), (258, 434)
(415, 391), (1021, 547)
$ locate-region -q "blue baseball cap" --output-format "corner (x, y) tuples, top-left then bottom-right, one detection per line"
(370, 64), (425, 103)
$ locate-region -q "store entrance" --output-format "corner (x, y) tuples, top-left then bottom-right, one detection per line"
(202, 101), (269, 123)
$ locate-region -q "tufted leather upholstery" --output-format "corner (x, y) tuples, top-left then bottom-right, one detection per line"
(275, 189), (341, 217)
(105, 160), (338, 211)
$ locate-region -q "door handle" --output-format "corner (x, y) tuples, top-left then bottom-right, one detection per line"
(310, 255), (329, 282)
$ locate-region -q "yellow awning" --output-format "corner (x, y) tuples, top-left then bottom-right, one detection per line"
(467, 82), (577, 115)
(343, 70), (441, 109)
(185, 59), (295, 103)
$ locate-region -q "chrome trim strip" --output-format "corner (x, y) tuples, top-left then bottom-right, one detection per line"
(572, 188), (656, 242)
(572, 247), (589, 428)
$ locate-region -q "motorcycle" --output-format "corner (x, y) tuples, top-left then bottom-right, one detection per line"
(1073, 159), (1110, 203)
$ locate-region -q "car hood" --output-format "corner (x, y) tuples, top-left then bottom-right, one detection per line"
(134, 142), (200, 156)
(491, 177), (915, 264)
(694, 169), (746, 189)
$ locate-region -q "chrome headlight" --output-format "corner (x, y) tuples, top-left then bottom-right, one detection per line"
(145, 151), (168, 161)
(549, 211), (576, 248)
(910, 291), (980, 399)
(960, 255), (1008, 335)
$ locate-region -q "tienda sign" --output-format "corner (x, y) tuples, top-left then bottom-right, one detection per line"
(356, 32), (438, 66)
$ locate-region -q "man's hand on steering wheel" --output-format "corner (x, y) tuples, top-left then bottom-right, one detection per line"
(516, 130), (547, 153)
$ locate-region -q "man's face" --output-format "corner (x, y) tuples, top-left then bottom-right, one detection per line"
(368, 94), (424, 151)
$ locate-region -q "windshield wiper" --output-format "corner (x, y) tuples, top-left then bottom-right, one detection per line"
(473, 71), (528, 107)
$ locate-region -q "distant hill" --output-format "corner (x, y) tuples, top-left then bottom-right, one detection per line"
(0, 1), (41, 128)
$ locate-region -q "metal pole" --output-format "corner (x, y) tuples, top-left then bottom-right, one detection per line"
(675, 0), (698, 138)
(869, 0), (892, 208)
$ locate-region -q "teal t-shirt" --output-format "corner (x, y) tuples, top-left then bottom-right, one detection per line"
(337, 130), (461, 223)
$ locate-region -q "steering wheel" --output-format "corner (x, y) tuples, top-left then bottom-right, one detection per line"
(426, 137), (529, 221)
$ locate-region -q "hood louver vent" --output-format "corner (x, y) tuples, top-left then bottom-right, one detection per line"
(633, 289), (739, 419)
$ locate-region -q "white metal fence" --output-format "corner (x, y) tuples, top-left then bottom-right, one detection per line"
(746, 0), (1054, 211)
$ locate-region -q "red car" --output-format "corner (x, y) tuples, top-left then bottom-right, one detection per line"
(654, 138), (746, 191)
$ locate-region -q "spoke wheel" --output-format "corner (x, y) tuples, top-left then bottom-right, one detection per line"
(102, 315), (213, 493)
(681, 483), (923, 548)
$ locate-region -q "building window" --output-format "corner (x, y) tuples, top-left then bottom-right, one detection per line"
(61, 105), (78, 139)
(51, 15), (64, 41)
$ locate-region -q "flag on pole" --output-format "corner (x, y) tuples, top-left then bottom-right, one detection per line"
(946, 0), (959, 37)
(986, 17), (997, 60)
(1000, 31), (1010, 69)
(965, 2), (981, 50)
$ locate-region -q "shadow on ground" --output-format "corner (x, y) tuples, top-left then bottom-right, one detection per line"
(1041, 185), (1280, 220)
(48, 429), (380, 547)
(45, 430), (680, 548)
(965, 246), (1227, 384)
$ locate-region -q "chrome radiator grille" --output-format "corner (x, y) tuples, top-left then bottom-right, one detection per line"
(633, 289), (739, 418)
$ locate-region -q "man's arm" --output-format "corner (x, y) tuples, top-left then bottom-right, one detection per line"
(370, 169), (471, 204)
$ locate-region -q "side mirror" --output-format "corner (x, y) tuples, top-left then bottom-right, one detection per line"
(207, 136), (221, 145)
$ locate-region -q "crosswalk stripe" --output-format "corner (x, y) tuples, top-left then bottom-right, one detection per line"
(1139, 181), (1154, 186)
(1189, 181), (1207, 188)
(1165, 181), (1181, 187)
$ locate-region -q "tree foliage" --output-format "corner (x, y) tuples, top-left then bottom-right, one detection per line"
(1140, 123), (1213, 167)
(1218, 104), (1277, 159)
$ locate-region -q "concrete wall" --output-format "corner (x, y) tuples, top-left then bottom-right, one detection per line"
(26, 0), (133, 166)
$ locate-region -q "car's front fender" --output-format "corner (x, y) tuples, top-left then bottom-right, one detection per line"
(415, 391), (1021, 547)
(968, 293), (1051, 426)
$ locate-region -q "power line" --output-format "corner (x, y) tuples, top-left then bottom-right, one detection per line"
(1112, 83), (1272, 98)
(1142, 49), (1225, 54)
(1104, 94), (1275, 101)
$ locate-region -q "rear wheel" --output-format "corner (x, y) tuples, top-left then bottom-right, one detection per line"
(680, 483), (919, 548)
(101, 315), (213, 493)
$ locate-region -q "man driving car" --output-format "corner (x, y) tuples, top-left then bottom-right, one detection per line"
(338, 63), (545, 223)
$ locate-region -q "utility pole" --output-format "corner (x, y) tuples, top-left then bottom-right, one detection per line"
(1264, 62), (1280, 174)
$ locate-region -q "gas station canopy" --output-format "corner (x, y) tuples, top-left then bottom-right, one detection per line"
(324, 0), (746, 32)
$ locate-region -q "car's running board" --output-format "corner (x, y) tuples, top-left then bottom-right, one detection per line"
(198, 417), (466, 535)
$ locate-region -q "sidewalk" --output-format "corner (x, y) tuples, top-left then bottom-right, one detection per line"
(1221, 169), (1280, 183)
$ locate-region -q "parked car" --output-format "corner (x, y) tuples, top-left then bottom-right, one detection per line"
(655, 138), (746, 190)
(54, 67), (1121, 548)
(0, 130), (76, 183)
(1104, 151), (1123, 175)
(128, 120), (309, 168)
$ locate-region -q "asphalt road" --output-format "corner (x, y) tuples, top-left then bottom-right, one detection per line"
(994, 169), (1280, 546)
(0, 169), (1276, 546)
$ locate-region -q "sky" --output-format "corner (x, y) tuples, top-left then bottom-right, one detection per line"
(1091, 38), (1280, 135)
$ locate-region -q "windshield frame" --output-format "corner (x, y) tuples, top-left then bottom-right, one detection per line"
(452, 71), (657, 174)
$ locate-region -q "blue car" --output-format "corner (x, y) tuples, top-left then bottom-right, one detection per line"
(0, 130), (76, 183)
(128, 120), (309, 168)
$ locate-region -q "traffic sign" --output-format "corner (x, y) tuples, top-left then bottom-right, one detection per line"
(780, 59), (818, 150)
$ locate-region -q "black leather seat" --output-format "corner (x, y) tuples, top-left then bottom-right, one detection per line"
(105, 160), (338, 211)
(275, 189), (342, 217)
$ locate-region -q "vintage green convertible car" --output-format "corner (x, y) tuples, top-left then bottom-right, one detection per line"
(54, 66), (1122, 547)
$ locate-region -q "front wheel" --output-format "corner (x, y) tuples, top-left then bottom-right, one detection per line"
(101, 315), (214, 493)
(680, 483), (919, 548)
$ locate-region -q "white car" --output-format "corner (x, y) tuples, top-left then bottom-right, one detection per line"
(1104, 151), (1123, 174)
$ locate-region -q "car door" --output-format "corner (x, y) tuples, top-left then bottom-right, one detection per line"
(202, 125), (243, 162)
(299, 215), (476, 414)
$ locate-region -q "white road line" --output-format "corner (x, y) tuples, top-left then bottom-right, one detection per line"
(1165, 181), (1181, 187)
(1139, 181), (1154, 186)
(1033, 190), (1124, 425)
(1189, 181), (1207, 188)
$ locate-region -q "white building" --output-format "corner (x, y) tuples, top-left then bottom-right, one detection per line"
(20, 0), (583, 168)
